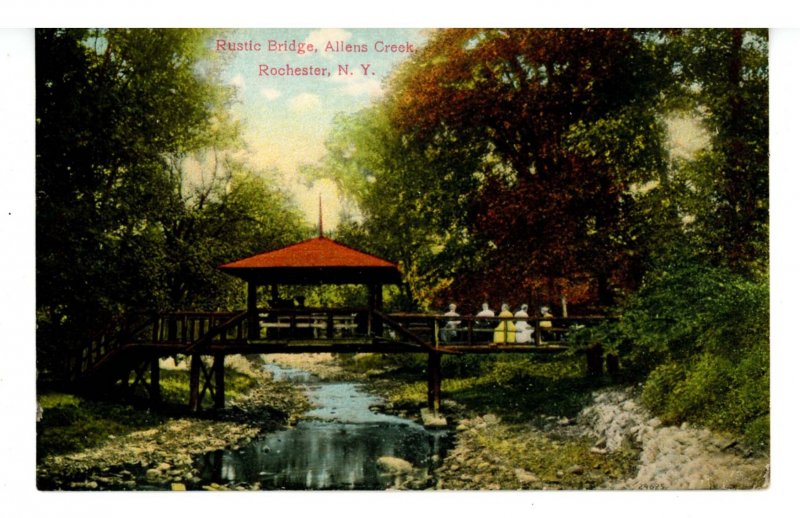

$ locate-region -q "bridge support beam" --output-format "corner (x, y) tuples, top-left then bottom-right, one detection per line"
(189, 354), (201, 412)
(188, 353), (226, 412)
(150, 357), (161, 408)
(427, 352), (442, 414)
(247, 282), (259, 339)
(214, 353), (225, 410)
(586, 343), (604, 376)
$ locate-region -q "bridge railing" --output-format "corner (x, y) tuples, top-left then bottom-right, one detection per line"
(72, 311), (157, 379)
(150, 311), (244, 345)
(251, 307), (371, 341)
(382, 313), (611, 348)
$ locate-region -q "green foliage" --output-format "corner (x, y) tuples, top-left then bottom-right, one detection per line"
(666, 29), (769, 274)
(37, 393), (164, 457)
(615, 259), (769, 450)
(151, 368), (257, 407)
(36, 29), (306, 380)
(380, 353), (609, 423)
(442, 354), (497, 378)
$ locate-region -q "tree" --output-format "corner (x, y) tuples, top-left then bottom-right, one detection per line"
(306, 106), (485, 309)
(318, 29), (672, 310)
(668, 29), (769, 275)
(35, 29), (304, 379)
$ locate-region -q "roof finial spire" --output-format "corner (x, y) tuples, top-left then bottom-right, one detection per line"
(318, 194), (323, 237)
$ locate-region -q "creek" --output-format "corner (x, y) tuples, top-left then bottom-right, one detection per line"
(192, 362), (454, 490)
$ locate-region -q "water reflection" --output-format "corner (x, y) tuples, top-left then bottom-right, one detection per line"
(197, 421), (450, 489)
(194, 363), (453, 490)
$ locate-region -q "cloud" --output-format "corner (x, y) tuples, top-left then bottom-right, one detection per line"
(260, 88), (281, 101)
(288, 93), (321, 112)
(230, 73), (245, 91)
(331, 70), (383, 98)
(341, 77), (382, 98)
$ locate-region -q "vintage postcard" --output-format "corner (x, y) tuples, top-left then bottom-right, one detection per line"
(29, 26), (771, 501)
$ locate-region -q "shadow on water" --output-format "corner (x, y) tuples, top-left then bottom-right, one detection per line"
(192, 362), (454, 490)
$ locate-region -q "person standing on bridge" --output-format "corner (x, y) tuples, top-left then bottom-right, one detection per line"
(514, 304), (533, 343)
(494, 303), (516, 344)
(440, 303), (461, 343)
(475, 302), (495, 327)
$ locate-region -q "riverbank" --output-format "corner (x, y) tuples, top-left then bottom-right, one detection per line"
(36, 353), (769, 490)
(294, 353), (770, 490)
(36, 355), (310, 490)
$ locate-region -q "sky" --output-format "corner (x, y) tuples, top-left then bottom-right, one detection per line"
(210, 28), (430, 230)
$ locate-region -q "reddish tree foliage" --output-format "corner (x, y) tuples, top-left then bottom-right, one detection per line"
(385, 29), (667, 310)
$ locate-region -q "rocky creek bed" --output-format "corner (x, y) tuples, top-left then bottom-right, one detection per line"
(430, 388), (769, 490)
(36, 357), (310, 490)
(37, 354), (769, 491)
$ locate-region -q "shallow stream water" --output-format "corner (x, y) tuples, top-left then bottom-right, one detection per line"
(192, 362), (453, 490)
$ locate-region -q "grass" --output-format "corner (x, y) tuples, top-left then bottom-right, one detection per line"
(343, 352), (639, 488)
(466, 421), (640, 488)
(372, 352), (615, 424)
(37, 393), (165, 458)
(37, 366), (261, 459)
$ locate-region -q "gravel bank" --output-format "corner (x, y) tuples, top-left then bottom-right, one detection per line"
(578, 388), (769, 489)
(37, 358), (309, 490)
(432, 388), (768, 490)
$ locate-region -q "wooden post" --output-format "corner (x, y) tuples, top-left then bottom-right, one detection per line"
(247, 281), (259, 339)
(189, 354), (201, 412)
(167, 316), (177, 342)
(150, 357), (161, 408)
(560, 294), (568, 318)
(606, 353), (620, 376)
(367, 284), (375, 335)
(586, 343), (604, 376)
(534, 320), (542, 347)
(427, 352), (442, 414)
(214, 354), (225, 410)
(326, 312), (334, 339)
(374, 284), (384, 337)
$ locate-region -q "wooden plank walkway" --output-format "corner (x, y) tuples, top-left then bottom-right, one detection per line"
(70, 308), (604, 412)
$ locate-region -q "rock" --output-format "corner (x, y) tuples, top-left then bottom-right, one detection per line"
(568, 465), (584, 475)
(476, 461), (492, 472)
(420, 408), (448, 428)
(514, 468), (539, 484)
(376, 456), (414, 474)
(483, 414), (500, 425)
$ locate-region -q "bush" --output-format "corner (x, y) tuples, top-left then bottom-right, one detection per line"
(615, 258), (769, 451)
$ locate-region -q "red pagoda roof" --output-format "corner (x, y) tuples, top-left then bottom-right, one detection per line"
(218, 236), (401, 285)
